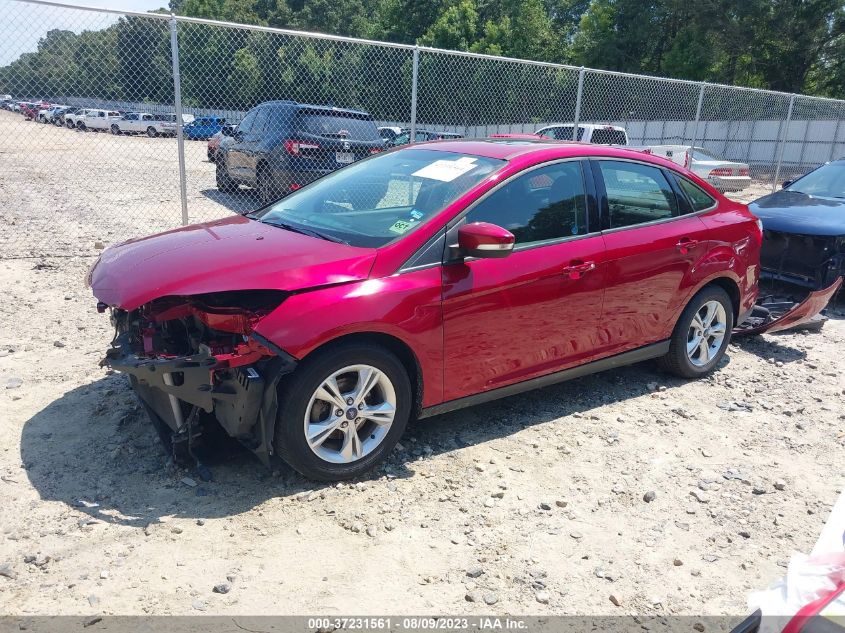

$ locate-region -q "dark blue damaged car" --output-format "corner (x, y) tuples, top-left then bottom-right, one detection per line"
(750, 159), (845, 289)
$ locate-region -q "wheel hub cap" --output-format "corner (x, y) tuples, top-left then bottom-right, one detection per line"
(687, 300), (728, 367)
(304, 364), (397, 464)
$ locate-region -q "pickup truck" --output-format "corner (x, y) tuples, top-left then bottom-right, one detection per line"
(535, 122), (629, 145)
(77, 109), (122, 132)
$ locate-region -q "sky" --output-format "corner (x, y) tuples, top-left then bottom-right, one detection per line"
(0, 0), (168, 65)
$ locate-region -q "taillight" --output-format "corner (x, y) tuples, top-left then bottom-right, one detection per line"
(369, 147), (383, 154)
(284, 140), (320, 155)
(739, 168), (749, 176)
(709, 168), (732, 177)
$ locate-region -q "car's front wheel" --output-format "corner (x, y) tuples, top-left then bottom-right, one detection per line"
(146, 126), (157, 138)
(215, 160), (237, 193)
(110, 124), (121, 135)
(658, 285), (734, 378)
(274, 343), (412, 481)
(77, 122), (86, 131)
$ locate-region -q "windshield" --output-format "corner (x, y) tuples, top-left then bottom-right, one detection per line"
(786, 162), (845, 198)
(255, 148), (504, 247)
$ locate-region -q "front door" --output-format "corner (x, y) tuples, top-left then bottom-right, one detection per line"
(442, 160), (608, 402)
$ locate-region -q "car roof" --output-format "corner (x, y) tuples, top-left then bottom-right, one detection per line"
(256, 100), (371, 117)
(417, 138), (682, 169)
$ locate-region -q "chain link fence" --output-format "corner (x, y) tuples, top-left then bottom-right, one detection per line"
(2, 0), (845, 257)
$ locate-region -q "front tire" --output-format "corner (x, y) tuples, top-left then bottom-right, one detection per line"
(658, 286), (734, 378)
(274, 343), (412, 481)
(110, 124), (121, 135)
(215, 160), (237, 193)
(146, 126), (158, 138)
(77, 122), (86, 131)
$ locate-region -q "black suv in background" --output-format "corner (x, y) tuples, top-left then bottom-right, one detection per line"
(215, 100), (385, 203)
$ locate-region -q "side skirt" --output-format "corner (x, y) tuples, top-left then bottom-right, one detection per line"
(418, 340), (671, 420)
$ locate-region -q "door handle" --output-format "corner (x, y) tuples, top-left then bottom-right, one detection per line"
(676, 238), (699, 253)
(562, 260), (596, 280)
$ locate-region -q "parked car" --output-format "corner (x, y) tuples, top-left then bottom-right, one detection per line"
(644, 145), (751, 192)
(21, 101), (49, 120)
(184, 116), (226, 140)
(215, 100), (384, 203)
(207, 124), (235, 161)
(55, 106), (81, 126)
(390, 129), (464, 146)
(112, 112), (160, 135)
(36, 105), (58, 123)
(92, 139), (790, 481)
(65, 108), (93, 128)
(378, 125), (402, 143)
(749, 158), (845, 288)
(536, 123), (629, 145)
(76, 109), (122, 131)
(42, 105), (69, 124)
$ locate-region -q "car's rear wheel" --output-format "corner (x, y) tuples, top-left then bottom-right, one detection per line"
(77, 122), (86, 131)
(110, 124), (121, 135)
(274, 343), (411, 481)
(658, 285), (734, 378)
(146, 126), (157, 138)
(66, 120), (74, 129)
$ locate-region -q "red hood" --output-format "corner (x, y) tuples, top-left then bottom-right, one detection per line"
(90, 215), (376, 310)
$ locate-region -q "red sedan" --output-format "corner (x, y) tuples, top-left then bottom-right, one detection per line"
(90, 140), (763, 480)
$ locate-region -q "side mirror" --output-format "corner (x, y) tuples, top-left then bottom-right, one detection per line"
(458, 222), (515, 259)
(781, 180), (793, 189)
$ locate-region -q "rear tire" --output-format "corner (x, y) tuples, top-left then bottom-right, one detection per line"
(215, 160), (237, 193)
(274, 343), (411, 481)
(77, 122), (86, 131)
(110, 124), (121, 135)
(146, 126), (157, 138)
(658, 285), (734, 378)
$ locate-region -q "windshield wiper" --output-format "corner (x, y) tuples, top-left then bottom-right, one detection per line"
(260, 219), (348, 244)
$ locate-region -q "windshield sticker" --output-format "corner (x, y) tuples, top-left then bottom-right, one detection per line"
(388, 220), (414, 234)
(410, 209), (424, 220)
(412, 157), (478, 182)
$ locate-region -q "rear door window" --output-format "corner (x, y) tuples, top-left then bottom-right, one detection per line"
(251, 108), (269, 135)
(237, 109), (258, 134)
(294, 110), (380, 141)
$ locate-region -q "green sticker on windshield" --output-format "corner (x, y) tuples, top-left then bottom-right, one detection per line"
(388, 220), (413, 234)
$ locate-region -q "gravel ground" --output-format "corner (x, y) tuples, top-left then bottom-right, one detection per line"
(1, 109), (844, 616)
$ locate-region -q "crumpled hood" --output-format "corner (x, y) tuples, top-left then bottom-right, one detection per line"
(750, 190), (845, 236)
(90, 215), (376, 310)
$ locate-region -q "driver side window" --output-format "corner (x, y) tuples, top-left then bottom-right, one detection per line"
(237, 109), (258, 135)
(464, 161), (589, 246)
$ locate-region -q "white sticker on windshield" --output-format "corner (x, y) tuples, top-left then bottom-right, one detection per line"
(412, 157), (477, 182)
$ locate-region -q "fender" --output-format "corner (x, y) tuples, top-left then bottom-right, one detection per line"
(252, 266), (445, 406)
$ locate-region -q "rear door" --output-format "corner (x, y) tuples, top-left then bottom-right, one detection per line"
(591, 159), (711, 356)
(442, 159), (608, 401)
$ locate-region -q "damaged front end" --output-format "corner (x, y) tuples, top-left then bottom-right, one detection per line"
(100, 290), (297, 465)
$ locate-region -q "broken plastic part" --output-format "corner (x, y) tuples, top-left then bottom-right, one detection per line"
(733, 277), (842, 336)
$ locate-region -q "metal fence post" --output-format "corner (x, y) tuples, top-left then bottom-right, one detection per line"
(572, 67), (585, 140)
(169, 14), (189, 226)
(772, 94), (795, 192)
(409, 46), (419, 143)
(690, 82), (705, 148)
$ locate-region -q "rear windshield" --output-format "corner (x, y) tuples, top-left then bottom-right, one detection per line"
(294, 110), (380, 141)
(590, 129), (627, 145)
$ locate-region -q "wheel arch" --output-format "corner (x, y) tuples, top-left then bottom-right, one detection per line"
(702, 275), (741, 322)
(297, 331), (424, 421)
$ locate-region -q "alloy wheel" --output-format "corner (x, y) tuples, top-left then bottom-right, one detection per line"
(687, 300), (727, 367)
(303, 364), (396, 464)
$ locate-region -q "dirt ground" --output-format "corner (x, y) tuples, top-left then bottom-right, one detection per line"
(1, 110), (844, 617)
